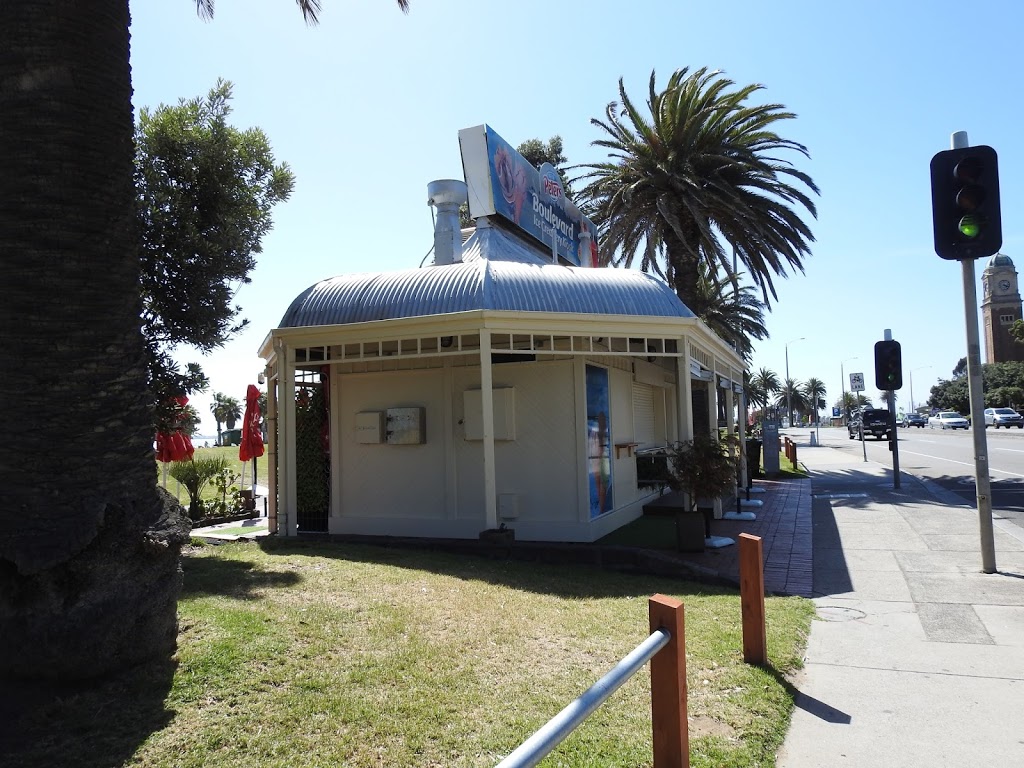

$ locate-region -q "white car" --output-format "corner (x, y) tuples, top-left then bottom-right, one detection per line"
(929, 411), (969, 430)
(983, 407), (1024, 429)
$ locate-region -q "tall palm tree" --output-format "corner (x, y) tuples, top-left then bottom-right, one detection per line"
(211, 391), (242, 445)
(750, 368), (781, 422)
(576, 67), (819, 311)
(802, 377), (827, 426)
(0, 0), (409, 683)
(776, 378), (807, 425)
(689, 263), (768, 362)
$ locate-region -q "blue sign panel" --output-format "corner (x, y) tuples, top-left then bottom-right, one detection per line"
(459, 124), (599, 267)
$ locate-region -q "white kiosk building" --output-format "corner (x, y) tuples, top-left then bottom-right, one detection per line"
(259, 126), (746, 543)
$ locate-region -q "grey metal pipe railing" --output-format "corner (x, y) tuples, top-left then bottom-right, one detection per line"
(494, 627), (671, 768)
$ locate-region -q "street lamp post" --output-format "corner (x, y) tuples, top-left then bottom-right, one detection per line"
(841, 357), (859, 425)
(910, 366), (932, 413)
(785, 337), (805, 428)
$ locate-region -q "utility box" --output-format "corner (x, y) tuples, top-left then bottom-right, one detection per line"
(498, 493), (519, 520)
(762, 422), (780, 473)
(463, 388), (516, 440)
(386, 407), (426, 444)
(355, 411), (385, 444)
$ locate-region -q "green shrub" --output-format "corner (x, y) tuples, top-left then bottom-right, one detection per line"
(169, 455), (230, 521)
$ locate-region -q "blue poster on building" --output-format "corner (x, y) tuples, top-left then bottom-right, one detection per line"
(586, 365), (613, 518)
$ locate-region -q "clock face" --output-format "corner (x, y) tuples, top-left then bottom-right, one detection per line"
(999, 279), (1012, 292)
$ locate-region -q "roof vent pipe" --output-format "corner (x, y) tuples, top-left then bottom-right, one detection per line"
(427, 179), (468, 266)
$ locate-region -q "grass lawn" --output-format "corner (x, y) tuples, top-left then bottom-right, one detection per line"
(6, 540), (813, 768)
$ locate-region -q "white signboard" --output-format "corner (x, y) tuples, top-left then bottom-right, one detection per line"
(850, 372), (865, 392)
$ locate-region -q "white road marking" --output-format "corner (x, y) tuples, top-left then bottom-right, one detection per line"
(899, 449), (1024, 478)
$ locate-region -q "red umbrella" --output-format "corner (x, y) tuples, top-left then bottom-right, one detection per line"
(156, 396), (195, 463)
(239, 385), (265, 503)
(239, 385), (265, 462)
(156, 396), (195, 488)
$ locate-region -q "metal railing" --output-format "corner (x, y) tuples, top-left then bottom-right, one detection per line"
(493, 541), (769, 768)
(495, 594), (690, 768)
(495, 628), (670, 768)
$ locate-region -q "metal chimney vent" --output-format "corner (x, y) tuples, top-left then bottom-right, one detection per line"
(427, 179), (468, 266)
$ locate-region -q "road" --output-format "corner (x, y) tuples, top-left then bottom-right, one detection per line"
(809, 423), (1024, 533)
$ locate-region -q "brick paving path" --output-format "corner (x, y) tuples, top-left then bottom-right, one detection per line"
(668, 476), (814, 597)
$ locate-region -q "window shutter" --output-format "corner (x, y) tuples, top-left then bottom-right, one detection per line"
(633, 383), (656, 446)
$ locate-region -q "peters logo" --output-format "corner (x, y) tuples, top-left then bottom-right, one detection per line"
(539, 163), (564, 204)
(542, 175), (562, 199)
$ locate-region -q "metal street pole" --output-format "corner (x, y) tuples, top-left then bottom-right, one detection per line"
(951, 130), (997, 574)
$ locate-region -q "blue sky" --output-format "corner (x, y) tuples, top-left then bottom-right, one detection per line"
(130, 0), (1023, 434)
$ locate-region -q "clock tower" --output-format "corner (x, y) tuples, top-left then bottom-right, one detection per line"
(981, 253), (1024, 363)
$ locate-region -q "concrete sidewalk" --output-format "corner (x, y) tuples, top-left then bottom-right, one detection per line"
(775, 428), (1024, 767)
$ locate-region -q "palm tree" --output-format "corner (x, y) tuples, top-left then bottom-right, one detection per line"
(750, 368), (781, 422)
(776, 378), (807, 425)
(802, 377), (827, 426)
(576, 67), (819, 312)
(210, 392), (242, 445)
(689, 264), (768, 363)
(0, 0), (409, 683)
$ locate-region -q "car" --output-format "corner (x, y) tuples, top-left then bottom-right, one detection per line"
(900, 413), (926, 428)
(983, 407), (1024, 429)
(848, 407), (893, 440)
(928, 411), (969, 430)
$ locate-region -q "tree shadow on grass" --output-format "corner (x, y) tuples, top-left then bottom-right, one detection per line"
(0, 658), (177, 768)
(181, 545), (303, 600)
(256, 536), (738, 601)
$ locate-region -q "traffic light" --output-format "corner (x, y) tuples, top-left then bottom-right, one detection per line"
(874, 340), (902, 390)
(930, 145), (1002, 261)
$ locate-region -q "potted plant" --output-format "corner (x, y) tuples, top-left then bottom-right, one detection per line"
(665, 432), (741, 545)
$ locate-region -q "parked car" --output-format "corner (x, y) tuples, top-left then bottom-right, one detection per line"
(928, 411), (969, 430)
(900, 413), (926, 428)
(848, 407), (893, 440)
(983, 407), (1024, 429)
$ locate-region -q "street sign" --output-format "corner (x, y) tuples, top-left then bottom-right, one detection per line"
(850, 372), (865, 392)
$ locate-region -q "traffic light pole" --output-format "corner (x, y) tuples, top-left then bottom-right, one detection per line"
(886, 391), (900, 490)
(953, 131), (997, 574)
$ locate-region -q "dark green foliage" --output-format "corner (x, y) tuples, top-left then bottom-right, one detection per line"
(169, 455), (230, 520)
(296, 384), (330, 530)
(665, 433), (740, 512)
(928, 360), (1024, 412)
(136, 79), (294, 427)
(575, 67), (819, 314)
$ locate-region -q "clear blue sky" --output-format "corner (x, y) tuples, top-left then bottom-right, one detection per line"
(130, 0), (1024, 434)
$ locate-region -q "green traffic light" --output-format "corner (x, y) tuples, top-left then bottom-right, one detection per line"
(959, 215), (981, 239)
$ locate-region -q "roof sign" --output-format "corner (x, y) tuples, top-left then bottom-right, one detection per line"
(459, 124), (599, 267)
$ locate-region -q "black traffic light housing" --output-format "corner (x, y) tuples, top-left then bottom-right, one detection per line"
(930, 145), (1002, 261)
(874, 340), (903, 391)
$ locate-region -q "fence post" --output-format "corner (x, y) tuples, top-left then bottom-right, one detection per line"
(738, 534), (767, 666)
(649, 594), (688, 768)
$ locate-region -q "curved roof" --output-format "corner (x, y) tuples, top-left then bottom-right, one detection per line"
(279, 225), (695, 328)
(987, 252), (1013, 268)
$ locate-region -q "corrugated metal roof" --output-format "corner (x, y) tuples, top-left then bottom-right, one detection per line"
(278, 224), (695, 328)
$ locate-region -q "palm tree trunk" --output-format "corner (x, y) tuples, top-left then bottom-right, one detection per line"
(0, 0), (189, 681)
(663, 225), (702, 309)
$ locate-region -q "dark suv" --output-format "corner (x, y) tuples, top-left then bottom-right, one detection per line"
(849, 408), (893, 440)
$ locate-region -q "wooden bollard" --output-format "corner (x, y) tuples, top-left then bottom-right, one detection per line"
(649, 594), (688, 768)
(738, 534), (767, 665)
